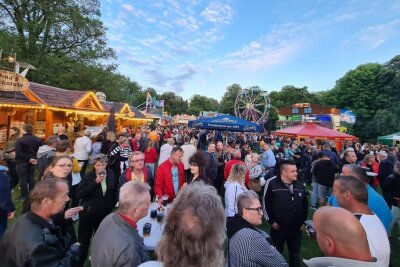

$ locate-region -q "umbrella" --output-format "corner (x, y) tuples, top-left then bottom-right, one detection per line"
(107, 107), (116, 133)
(274, 122), (356, 140)
(188, 114), (263, 132)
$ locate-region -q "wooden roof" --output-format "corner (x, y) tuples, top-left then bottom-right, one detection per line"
(26, 83), (103, 111)
(103, 101), (146, 119)
(0, 91), (43, 107)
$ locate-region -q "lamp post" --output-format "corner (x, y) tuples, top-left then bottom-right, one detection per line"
(0, 49), (17, 71)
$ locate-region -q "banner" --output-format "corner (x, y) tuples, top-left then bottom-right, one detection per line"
(146, 92), (164, 116)
(0, 70), (29, 92)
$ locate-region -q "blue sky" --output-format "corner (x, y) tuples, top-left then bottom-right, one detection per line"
(100, 0), (400, 101)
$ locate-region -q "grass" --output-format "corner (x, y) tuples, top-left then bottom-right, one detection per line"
(7, 172), (400, 267)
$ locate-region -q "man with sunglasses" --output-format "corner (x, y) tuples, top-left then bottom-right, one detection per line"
(263, 160), (308, 267)
(227, 190), (288, 266)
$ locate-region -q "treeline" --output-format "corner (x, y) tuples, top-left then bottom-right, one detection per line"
(0, 1), (399, 141)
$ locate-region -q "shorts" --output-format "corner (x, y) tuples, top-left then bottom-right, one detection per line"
(318, 185), (332, 199)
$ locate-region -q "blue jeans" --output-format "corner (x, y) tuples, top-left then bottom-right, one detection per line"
(311, 182), (319, 207)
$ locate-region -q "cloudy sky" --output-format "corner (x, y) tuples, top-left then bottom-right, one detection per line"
(101, 0), (400, 101)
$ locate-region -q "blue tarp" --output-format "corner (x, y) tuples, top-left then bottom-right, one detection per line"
(188, 114), (263, 132)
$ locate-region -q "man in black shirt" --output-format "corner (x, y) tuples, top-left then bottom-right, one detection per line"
(263, 160), (308, 267)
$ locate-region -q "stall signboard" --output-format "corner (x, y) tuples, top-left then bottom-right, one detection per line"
(0, 70), (30, 92)
(85, 126), (104, 138)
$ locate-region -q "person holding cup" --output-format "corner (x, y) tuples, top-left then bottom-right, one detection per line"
(76, 154), (118, 267)
(91, 181), (151, 267)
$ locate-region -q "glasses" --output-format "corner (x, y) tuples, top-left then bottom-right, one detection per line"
(56, 164), (73, 168)
(245, 207), (263, 214)
(131, 158), (145, 163)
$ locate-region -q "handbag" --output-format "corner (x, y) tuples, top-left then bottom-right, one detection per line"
(249, 179), (261, 192)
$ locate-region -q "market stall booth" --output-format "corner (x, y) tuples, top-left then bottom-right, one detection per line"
(102, 101), (153, 133)
(377, 132), (400, 146)
(273, 122), (356, 151)
(22, 83), (109, 140)
(0, 91), (45, 149)
(273, 122), (356, 140)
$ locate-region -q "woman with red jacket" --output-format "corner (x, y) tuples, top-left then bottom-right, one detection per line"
(361, 153), (380, 189)
(119, 151), (154, 194)
(144, 140), (158, 176)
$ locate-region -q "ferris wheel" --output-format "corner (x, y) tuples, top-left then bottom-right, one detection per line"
(234, 87), (270, 123)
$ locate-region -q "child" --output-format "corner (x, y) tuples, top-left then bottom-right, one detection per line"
(109, 136), (132, 173)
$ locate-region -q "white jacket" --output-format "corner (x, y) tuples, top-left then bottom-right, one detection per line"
(73, 136), (92, 160)
(224, 181), (247, 217)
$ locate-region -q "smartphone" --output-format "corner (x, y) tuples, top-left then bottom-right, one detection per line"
(305, 220), (316, 238)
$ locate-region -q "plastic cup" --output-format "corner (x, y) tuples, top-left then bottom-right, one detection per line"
(157, 212), (164, 223)
(150, 209), (157, 219)
(162, 195), (169, 206)
(143, 223), (152, 237)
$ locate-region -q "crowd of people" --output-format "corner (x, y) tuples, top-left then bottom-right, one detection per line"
(0, 123), (398, 267)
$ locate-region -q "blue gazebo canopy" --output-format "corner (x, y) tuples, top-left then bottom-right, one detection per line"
(188, 114), (263, 132)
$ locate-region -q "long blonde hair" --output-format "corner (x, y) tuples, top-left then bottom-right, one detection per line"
(227, 163), (247, 184)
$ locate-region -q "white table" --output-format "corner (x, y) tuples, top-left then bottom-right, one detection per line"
(137, 206), (168, 250)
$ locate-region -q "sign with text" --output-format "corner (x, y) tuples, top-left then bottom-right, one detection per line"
(0, 70), (29, 92)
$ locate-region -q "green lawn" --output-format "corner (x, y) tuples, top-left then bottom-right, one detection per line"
(7, 174), (400, 267)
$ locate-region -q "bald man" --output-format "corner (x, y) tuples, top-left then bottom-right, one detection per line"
(333, 176), (390, 266)
(304, 206), (382, 267)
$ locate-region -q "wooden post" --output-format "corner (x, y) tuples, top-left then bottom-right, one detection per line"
(45, 109), (53, 139)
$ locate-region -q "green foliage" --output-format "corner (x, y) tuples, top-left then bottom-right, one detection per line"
(160, 92), (189, 116)
(269, 85), (318, 109)
(0, 0), (114, 62)
(188, 94), (219, 115)
(322, 62), (398, 141)
(218, 83), (242, 115)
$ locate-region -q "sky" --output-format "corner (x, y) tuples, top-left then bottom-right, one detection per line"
(100, 0), (400, 101)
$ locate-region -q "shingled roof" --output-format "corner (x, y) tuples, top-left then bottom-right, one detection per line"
(0, 91), (43, 107)
(28, 83), (88, 108)
(103, 100), (146, 119)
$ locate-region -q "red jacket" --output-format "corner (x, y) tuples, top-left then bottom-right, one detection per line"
(144, 147), (158, 164)
(155, 159), (185, 200)
(130, 139), (139, 151)
(224, 159), (249, 187)
(361, 160), (380, 187)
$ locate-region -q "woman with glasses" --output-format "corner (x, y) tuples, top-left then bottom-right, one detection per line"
(76, 154), (117, 267)
(227, 190), (288, 267)
(224, 164), (248, 217)
(119, 151), (154, 195)
(22, 156), (83, 243)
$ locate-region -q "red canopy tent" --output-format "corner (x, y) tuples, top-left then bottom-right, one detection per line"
(274, 122), (356, 141)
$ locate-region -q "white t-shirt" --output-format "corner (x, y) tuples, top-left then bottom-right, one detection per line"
(357, 213), (390, 267)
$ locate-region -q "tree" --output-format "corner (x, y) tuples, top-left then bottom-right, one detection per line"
(322, 62), (396, 141)
(218, 83), (242, 115)
(268, 85), (317, 109)
(160, 92), (189, 116)
(0, 0), (114, 63)
(188, 94), (219, 115)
